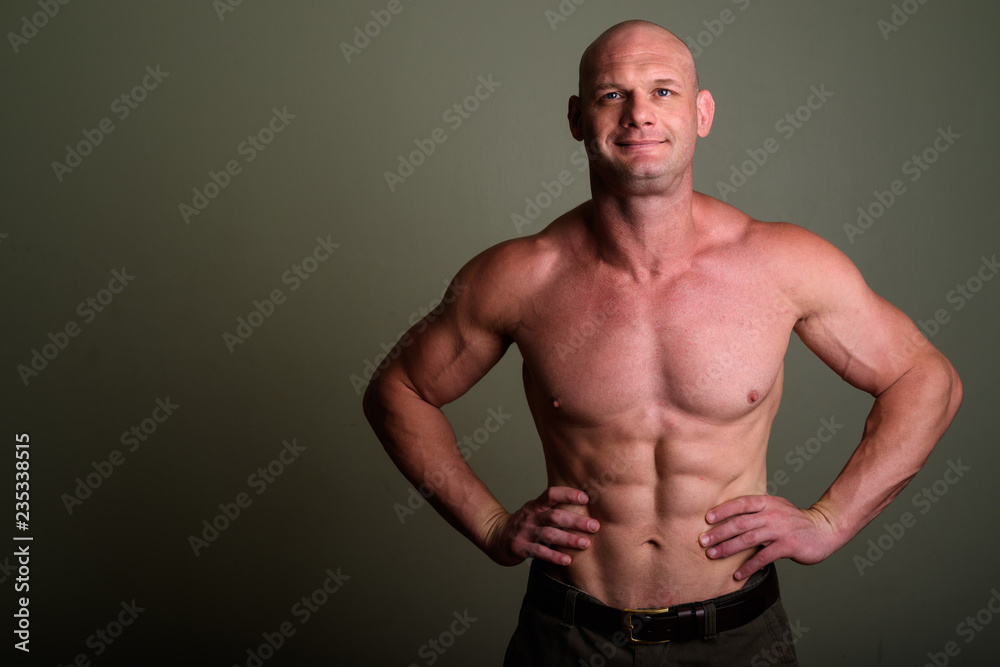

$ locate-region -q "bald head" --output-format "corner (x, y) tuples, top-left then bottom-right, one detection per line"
(578, 20), (699, 98)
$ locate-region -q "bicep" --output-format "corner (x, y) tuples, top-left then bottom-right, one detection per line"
(379, 249), (519, 408)
(395, 293), (513, 407)
(789, 235), (931, 396)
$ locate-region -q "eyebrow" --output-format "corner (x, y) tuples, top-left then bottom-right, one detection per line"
(593, 78), (683, 92)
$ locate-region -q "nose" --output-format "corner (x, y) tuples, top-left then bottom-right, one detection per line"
(621, 95), (655, 129)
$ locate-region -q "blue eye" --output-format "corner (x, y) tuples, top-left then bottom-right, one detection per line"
(656, 89), (672, 97)
(604, 92), (621, 100)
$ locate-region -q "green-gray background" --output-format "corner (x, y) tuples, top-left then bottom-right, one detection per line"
(1, 0), (997, 665)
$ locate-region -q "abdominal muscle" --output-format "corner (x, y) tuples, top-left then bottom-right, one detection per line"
(536, 419), (771, 610)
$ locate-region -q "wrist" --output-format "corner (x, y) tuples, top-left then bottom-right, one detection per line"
(475, 504), (510, 554)
(808, 501), (850, 552)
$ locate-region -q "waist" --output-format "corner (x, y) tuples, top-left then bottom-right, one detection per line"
(527, 558), (781, 644)
(542, 513), (754, 608)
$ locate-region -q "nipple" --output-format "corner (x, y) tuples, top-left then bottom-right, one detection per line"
(552, 398), (561, 409)
(747, 390), (759, 404)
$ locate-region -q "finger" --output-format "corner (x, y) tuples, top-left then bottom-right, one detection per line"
(536, 526), (592, 550)
(705, 495), (768, 524)
(733, 546), (780, 581)
(541, 486), (590, 507)
(705, 527), (771, 560)
(544, 508), (600, 533)
(699, 514), (763, 548)
(526, 541), (574, 566)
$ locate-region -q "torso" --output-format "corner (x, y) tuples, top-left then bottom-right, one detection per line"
(508, 193), (800, 608)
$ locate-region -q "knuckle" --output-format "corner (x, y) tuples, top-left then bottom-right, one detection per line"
(730, 532), (755, 551)
(539, 526), (564, 544)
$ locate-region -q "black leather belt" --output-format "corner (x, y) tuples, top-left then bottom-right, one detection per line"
(527, 563), (780, 645)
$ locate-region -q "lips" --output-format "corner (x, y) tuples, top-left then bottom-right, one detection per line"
(614, 139), (667, 147)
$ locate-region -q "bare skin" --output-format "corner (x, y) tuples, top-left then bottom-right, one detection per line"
(363, 21), (962, 610)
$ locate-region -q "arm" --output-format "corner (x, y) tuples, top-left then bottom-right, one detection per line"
(700, 226), (962, 579)
(362, 243), (598, 566)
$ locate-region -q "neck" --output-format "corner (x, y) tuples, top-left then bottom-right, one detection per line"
(586, 167), (699, 280)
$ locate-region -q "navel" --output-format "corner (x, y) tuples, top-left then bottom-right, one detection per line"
(747, 390), (760, 404)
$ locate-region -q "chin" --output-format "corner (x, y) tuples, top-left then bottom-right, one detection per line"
(613, 163), (670, 183)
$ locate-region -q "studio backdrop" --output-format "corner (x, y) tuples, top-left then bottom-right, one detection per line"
(1, 0), (998, 665)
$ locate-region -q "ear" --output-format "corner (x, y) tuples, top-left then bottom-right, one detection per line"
(696, 89), (715, 138)
(568, 95), (584, 141)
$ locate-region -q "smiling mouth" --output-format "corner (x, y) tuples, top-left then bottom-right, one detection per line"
(615, 140), (667, 147)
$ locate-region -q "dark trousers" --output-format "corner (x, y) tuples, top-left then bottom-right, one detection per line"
(504, 560), (800, 666)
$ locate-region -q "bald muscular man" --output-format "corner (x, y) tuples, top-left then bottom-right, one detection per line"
(363, 19), (962, 666)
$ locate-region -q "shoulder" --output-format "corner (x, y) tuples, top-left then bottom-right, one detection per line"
(695, 192), (870, 317)
(450, 203), (587, 332)
(752, 219), (865, 296)
(695, 192), (844, 259)
(700, 193), (858, 273)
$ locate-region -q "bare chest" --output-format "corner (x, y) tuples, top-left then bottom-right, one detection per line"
(515, 271), (797, 425)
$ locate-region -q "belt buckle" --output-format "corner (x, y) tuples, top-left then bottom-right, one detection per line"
(621, 606), (671, 645)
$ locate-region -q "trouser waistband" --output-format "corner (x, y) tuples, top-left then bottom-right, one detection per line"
(525, 560), (780, 644)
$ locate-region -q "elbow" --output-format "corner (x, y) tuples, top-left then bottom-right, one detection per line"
(362, 372), (387, 429)
(944, 359), (963, 421)
(361, 364), (416, 437)
(362, 373), (399, 457)
(925, 351), (963, 424)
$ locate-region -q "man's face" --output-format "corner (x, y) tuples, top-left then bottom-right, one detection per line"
(569, 27), (714, 194)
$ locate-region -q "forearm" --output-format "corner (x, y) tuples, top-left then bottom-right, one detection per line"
(811, 354), (962, 549)
(363, 374), (507, 553)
